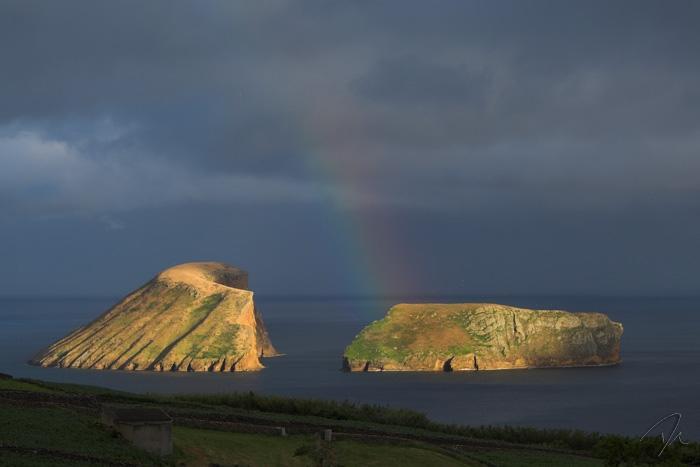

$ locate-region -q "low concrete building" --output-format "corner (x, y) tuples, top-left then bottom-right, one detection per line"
(101, 405), (173, 456)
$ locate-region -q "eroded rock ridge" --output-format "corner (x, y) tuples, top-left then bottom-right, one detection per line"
(343, 303), (622, 372)
(32, 262), (278, 372)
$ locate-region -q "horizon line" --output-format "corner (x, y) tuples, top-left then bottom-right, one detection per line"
(1, 292), (700, 301)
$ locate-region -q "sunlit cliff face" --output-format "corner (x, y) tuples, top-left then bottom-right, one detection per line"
(32, 262), (278, 372)
(344, 303), (623, 372)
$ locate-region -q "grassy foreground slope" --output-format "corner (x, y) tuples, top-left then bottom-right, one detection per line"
(173, 427), (474, 467)
(0, 376), (695, 466)
(0, 407), (162, 466)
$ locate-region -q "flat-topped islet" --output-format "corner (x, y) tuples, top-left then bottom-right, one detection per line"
(32, 262), (278, 372)
(343, 303), (623, 372)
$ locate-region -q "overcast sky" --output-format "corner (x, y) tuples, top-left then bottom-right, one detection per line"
(1, 1), (699, 297)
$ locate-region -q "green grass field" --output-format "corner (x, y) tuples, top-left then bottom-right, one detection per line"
(466, 449), (602, 466)
(173, 426), (483, 466)
(0, 405), (165, 466)
(1, 376), (695, 466)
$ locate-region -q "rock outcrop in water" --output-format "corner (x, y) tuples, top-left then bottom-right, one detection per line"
(343, 303), (622, 372)
(32, 262), (278, 372)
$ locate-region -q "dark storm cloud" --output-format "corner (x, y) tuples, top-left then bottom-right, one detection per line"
(1, 0), (699, 295)
(2, 1), (698, 194)
(354, 55), (492, 108)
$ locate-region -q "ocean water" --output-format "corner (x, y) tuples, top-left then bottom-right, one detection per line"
(1, 295), (698, 439)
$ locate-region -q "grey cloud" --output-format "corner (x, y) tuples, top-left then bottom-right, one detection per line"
(99, 215), (126, 231)
(353, 55), (492, 109)
(1, 1), (698, 216)
(1, 1), (700, 295)
(0, 129), (325, 216)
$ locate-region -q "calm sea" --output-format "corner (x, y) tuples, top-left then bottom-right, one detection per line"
(1, 295), (698, 439)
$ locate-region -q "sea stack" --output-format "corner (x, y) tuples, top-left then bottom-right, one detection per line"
(343, 303), (622, 372)
(32, 262), (278, 372)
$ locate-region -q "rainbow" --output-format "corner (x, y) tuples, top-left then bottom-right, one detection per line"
(300, 110), (421, 298)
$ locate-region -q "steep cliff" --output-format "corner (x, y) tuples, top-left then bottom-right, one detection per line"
(343, 303), (622, 372)
(32, 262), (278, 372)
